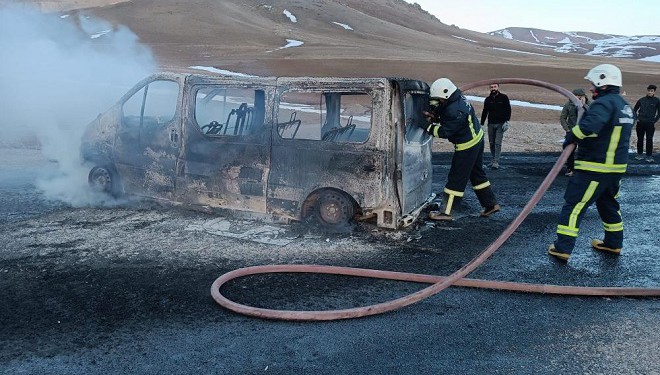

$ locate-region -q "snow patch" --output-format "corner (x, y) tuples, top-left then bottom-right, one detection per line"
(332, 22), (353, 30)
(188, 66), (258, 77)
(640, 54), (660, 62)
(90, 29), (111, 39)
(283, 9), (297, 23)
(278, 39), (303, 50)
(490, 47), (553, 57)
(557, 37), (572, 44)
(452, 35), (477, 43)
(465, 95), (562, 111)
(529, 30), (540, 43)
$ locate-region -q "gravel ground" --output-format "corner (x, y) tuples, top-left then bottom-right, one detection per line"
(0, 148), (658, 375)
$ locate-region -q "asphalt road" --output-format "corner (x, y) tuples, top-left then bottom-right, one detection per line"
(1, 148), (658, 375)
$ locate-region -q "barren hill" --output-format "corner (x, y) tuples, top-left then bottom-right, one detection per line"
(11, 1), (658, 83)
(490, 27), (660, 61)
(6, 0), (660, 114)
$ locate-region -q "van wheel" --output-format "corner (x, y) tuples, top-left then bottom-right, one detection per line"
(88, 165), (121, 197)
(313, 190), (356, 231)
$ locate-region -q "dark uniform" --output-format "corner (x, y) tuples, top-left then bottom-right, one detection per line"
(633, 88), (660, 159)
(481, 89), (511, 167)
(423, 89), (498, 216)
(553, 86), (634, 256)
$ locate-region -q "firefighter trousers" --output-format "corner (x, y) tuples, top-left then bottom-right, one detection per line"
(442, 140), (497, 215)
(555, 171), (623, 254)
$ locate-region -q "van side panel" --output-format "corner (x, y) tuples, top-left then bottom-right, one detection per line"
(268, 78), (397, 223)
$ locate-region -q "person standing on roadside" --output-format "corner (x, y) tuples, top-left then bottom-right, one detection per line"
(560, 88), (589, 176)
(633, 84), (660, 163)
(548, 64), (634, 262)
(480, 83), (511, 169)
(420, 78), (500, 221)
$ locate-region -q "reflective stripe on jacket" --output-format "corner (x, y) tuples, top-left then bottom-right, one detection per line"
(571, 87), (633, 174)
(426, 89), (483, 151)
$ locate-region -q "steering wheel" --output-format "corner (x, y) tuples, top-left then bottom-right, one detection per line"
(201, 120), (223, 134)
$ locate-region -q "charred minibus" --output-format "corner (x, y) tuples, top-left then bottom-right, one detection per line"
(81, 73), (433, 230)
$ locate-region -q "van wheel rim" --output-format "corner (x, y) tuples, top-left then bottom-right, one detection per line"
(319, 192), (350, 225)
(90, 168), (112, 192)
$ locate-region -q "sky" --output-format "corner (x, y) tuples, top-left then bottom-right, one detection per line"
(405, 0), (660, 36)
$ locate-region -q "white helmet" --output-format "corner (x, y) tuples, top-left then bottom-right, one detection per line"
(584, 64), (622, 87)
(430, 78), (457, 99)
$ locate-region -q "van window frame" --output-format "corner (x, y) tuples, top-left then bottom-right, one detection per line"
(190, 85), (267, 139)
(120, 78), (182, 130)
(276, 88), (374, 145)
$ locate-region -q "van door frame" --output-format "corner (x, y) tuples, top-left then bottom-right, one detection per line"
(113, 73), (185, 200)
(268, 77), (397, 225)
(176, 75), (277, 213)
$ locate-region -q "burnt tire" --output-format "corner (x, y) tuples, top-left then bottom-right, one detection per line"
(88, 165), (121, 197)
(313, 190), (356, 232)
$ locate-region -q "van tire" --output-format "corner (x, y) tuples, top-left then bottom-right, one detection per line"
(313, 190), (356, 232)
(88, 165), (121, 197)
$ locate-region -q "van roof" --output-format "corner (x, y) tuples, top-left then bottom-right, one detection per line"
(154, 72), (428, 90)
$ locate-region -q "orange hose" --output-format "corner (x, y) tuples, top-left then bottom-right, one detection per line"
(210, 79), (660, 321)
(211, 145), (659, 321)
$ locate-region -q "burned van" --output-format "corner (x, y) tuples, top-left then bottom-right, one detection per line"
(81, 72), (433, 229)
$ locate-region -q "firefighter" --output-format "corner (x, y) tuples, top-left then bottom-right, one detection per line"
(420, 78), (500, 221)
(548, 64), (634, 261)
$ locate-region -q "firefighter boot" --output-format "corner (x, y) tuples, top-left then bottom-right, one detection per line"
(591, 239), (621, 255)
(429, 193), (459, 221)
(474, 186), (500, 217)
(547, 244), (570, 261)
(480, 204), (501, 217)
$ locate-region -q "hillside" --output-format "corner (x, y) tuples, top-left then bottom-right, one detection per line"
(489, 27), (660, 62)
(3, 0), (659, 153)
(4, 0), (660, 105)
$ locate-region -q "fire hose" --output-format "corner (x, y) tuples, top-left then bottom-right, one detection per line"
(211, 79), (660, 321)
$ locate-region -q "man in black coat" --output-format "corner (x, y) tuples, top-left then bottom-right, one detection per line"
(633, 84), (660, 162)
(480, 83), (511, 169)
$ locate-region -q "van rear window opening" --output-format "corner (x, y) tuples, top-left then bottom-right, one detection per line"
(278, 91), (372, 143)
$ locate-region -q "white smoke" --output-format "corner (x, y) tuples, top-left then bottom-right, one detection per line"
(0, 4), (156, 206)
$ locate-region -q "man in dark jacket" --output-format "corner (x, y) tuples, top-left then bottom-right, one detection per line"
(559, 88), (589, 176)
(480, 83), (511, 169)
(548, 64), (634, 262)
(633, 84), (659, 162)
(421, 78), (500, 221)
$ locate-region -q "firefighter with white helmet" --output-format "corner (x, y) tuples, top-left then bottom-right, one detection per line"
(421, 78), (500, 221)
(548, 64), (634, 261)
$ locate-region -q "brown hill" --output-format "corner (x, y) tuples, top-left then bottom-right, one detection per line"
(6, 0), (659, 152)
(33, 0), (656, 99)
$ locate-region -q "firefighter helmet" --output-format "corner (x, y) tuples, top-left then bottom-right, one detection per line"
(584, 64), (622, 87)
(430, 78), (457, 100)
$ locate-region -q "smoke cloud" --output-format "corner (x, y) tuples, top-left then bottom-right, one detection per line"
(0, 4), (156, 206)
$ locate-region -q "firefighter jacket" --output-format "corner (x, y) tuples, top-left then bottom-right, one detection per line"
(480, 92), (511, 125)
(571, 87), (633, 174)
(425, 89), (484, 151)
(633, 95), (660, 123)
